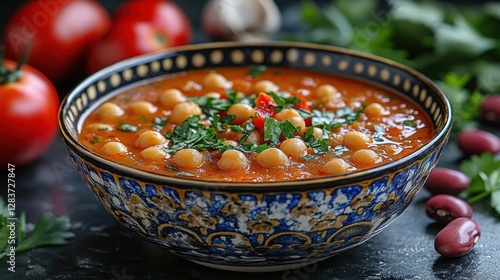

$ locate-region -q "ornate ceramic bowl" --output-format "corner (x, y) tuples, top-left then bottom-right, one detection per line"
(58, 42), (452, 272)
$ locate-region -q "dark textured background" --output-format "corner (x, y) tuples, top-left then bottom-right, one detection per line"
(1, 1), (499, 280)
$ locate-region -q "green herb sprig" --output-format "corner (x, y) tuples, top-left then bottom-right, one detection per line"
(460, 153), (500, 216)
(0, 198), (74, 260)
(292, 0), (500, 136)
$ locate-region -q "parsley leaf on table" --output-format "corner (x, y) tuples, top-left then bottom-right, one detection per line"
(0, 198), (74, 260)
(460, 153), (500, 216)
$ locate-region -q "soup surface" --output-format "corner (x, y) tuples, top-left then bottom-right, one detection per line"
(79, 66), (433, 182)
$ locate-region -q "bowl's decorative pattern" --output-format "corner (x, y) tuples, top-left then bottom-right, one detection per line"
(67, 145), (441, 266)
(59, 42), (452, 270)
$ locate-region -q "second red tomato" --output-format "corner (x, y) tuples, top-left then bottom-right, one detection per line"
(87, 0), (192, 74)
(4, 0), (111, 83)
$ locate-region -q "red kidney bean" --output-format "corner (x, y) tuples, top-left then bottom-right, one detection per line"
(434, 217), (480, 258)
(426, 194), (473, 224)
(480, 95), (500, 125)
(456, 130), (500, 156)
(424, 168), (470, 195)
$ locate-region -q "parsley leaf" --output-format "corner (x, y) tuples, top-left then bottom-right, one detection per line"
(332, 145), (349, 157)
(176, 171), (195, 177)
(403, 120), (416, 127)
(263, 117), (281, 144)
(0, 198), (74, 260)
(310, 138), (330, 154)
(460, 153), (500, 216)
(220, 143), (268, 154)
(373, 125), (385, 142)
(118, 123), (138, 132)
(165, 115), (224, 153)
(263, 118), (300, 144)
(187, 96), (233, 115)
(281, 120), (300, 139)
(249, 65), (267, 77)
(152, 116), (168, 130)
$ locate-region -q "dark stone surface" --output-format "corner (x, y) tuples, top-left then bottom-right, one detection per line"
(1, 1), (500, 279)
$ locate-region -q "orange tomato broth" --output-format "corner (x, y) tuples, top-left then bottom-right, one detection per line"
(79, 66), (434, 182)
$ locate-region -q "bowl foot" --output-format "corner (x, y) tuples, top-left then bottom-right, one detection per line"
(190, 259), (320, 273)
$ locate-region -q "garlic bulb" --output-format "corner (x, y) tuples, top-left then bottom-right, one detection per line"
(202, 0), (281, 41)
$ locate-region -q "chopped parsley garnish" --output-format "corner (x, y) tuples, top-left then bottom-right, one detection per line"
(301, 154), (317, 161)
(263, 118), (300, 144)
(332, 145), (349, 157)
(165, 164), (179, 171)
(373, 125), (385, 142)
(249, 65), (267, 77)
(309, 107), (361, 132)
(152, 116), (168, 130)
(220, 143), (269, 154)
(311, 110), (335, 126)
(373, 125), (385, 133)
(403, 120), (416, 127)
(263, 118), (281, 144)
(89, 136), (100, 144)
(165, 115), (224, 153)
(269, 92), (302, 107)
(336, 107), (362, 124)
(176, 171), (195, 177)
(187, 96), (233, 115)
(310, 138), (330, 154)
(302, 127), (329, 154)
(118, 123), (138, 132)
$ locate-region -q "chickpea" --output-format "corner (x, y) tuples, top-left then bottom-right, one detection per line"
(313, 127), (323, 140)
(217, 150), (249, 171)
(135, 131), (167, 148)
(343, 131), (372, 150)
(321, 95), (345, 110)
(275, 108), (300, 120)
(315, 84), (339, 99)
(204, 92), (221, 98)
(364, 103), (386, 118)
(141, 146), (167, 161)
(238, 131), (261, 145)
(202, 72), (231, 88)
(275, 109), (306, 130)
(102, 142), (128, 156)
(97, 102), (124, 119)
(169, 102), (202, 125)
(254, 80), (278, 93)
(222, 140), (239, 146)
(256, 148), (290, 168)
(350, 149), (381, 168)
(280, 138), (307, 157)
(227, 103), (255, 124)
(321, 158), (351, 175)
(173, 149), (204, 168)
(129, 101), (157, 115)
(159, 88), (186, 109)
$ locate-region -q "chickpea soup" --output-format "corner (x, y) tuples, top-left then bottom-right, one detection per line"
(79, 66), (434, 182)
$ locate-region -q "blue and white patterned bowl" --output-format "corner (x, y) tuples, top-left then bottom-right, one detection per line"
(58, 42), (452, 272)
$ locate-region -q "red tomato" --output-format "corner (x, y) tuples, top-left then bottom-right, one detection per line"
(0, 60), (59, 167)
(87, 0), (192, 74)
(255, 92), (277, 118)
(4, 0), (111, 83)
(253, 92), (277, 132)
